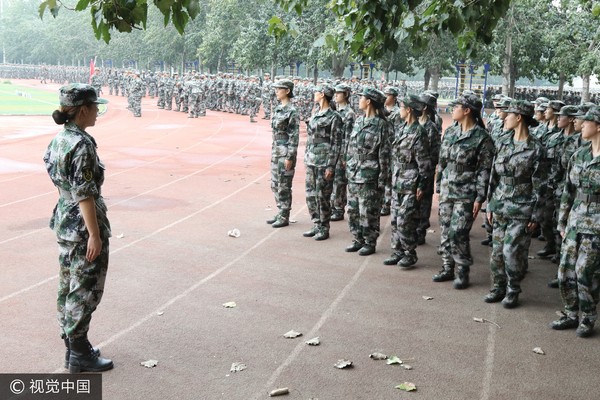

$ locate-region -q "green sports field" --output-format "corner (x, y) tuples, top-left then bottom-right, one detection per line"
(0, 81), (58, 115)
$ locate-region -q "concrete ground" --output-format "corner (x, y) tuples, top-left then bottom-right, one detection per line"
(1, 80), (599, 400)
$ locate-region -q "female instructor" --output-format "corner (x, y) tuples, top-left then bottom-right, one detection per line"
(44, 83), (114, 373)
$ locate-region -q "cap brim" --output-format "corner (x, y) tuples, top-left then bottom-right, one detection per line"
(94, 98), (108, 104)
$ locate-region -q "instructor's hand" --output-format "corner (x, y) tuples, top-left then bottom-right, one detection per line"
(86, 234), (102, 262)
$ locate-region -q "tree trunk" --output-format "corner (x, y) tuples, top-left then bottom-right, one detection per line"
(501, 5), (514, 96)
(424, 68), (431, 91)
(313, 64), (318, 84)
(582, 73), (591, 103)
(509, 62), (517, 97)
(430, 66), (441, 92)
(557, 71), (565, 100)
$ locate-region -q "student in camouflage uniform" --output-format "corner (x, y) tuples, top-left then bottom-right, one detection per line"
(384, 94), (431, 268)
(267, 80), (300, 228)
(302, 85), (342, 241)
(550, 107), (600, 338)
(262, 73), (273, 119)
(416, 92), (441, 245)
(43, 84), (114, 373)
(330, 84), (356, 221)
(537, 100), (566, 259)
(484, 101), (544, 308)
(433, 94), (494, 289)
(344, 87), (391, 256)
(380, 87), (401, 216)
(128, 71), (144, 117)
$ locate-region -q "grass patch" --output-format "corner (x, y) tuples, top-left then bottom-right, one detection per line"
(0, 83), (58, 115)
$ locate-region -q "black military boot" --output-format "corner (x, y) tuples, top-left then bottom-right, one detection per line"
(271, 213), (289, 228)
(266, 214), (279, 224)
(345, 240), (364, 252)
(432, 268), (454, 282)
(314, 227), (330, 241)
(383, 252), (402, 265)
(303, 225), (319, 237)
(550, 315), (579, 330)
(64, 337), (101, 369)
(536, 245), (556, 258)
(576, 318), (595, 338)
(453, 266), (470, 289)
(501, 291), (520, 309)
(548, 277), (559, 288)
(398, 251), (418, 269)
(484, 288), (506, 303)
(330, 211), (344, 221)
(68, 337), (113, 373)
(481, 236), (493, 246)
(358, 243), (376, 256)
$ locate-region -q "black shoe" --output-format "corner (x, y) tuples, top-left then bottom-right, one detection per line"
(345, 241), (364, 252)
(432, 269), (454, 282)
(383, 253), (402, 265)
(453, 269), (469, 290)
(398, 252), (417, 268)
(536, 247), (556, 258)
(68, 337), (113, 373)
(271, 218), (289, 228)
(314, 229), (329, 241)
(550, 315), (579, 330)
(547, 278), (559, 288)
(64, 338), (100, 369)
(303, 226), (318, 237)
(502, 292), (519, 309)
(358, 244), (376, 256)
(484, 288), (506, 303)
(417, 236), (426, 246)
(481, 237), (492, 246)
(266, 215), (278, 224)
(331, 212), (344, 221)
(576, 318), (595, 338)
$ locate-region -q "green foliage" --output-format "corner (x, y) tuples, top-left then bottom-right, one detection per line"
(38, 0), (200, 43)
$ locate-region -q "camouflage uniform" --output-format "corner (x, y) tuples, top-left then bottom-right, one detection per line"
(555, 131), (600, 336)
(43, 85), (111, 341)
(331, 94), (356, 220)
(388, 119), (431, 266)
(304, 100), (342, 238)
(269, 80), (300, 226)
(486, 104), (544, 303)
(435, 95), (494, 288)
(129, 74), (144, 117)
(345, 89), (391, 253)
(380, 88), (401, 216)
(261, 77), (273, 119)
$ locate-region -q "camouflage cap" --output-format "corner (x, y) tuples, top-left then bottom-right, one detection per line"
(505, 100), (534, 117)
(419, 92), (437, 108)
(581, 106), (600, 124)
(575, 102), (597, 118)
(59, 83), (107, 107)
(401, 94), (425, 112)
(272, 79), (294, 98)
(557, 105), (579, 117)
(547, 100), (565, 112)
(383, 86), (399, 96)
(495, 97), (513, 109)
(315, 84), (335, 98)
(360, 87), (386, 106)
(449, 94), (483, 111)
(534, 96), (550, 105)
(335, 84), (352, 94)
(492, 93), (504, 102)
(423, 90), (439, 99)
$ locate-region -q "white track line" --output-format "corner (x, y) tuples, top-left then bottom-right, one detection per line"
(480, 306), (498, 400)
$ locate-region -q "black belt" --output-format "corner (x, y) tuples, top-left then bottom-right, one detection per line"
(311, 137), (329, 144)
(500, 176), (530, 185)
(357, 154), (378, 161)
(576, 193), (600, 203)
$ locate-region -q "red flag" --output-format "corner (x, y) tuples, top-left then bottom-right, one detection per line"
(89, 58), (95, 83)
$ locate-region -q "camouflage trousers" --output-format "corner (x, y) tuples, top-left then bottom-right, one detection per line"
(250, 100), (260, 118)
(262, 98), (272, 118)
(331, 160), (348, 215)
(188, 93), (205, 117)
(390, 192), (419, 253)
(489, 213), (531, 293)
(381, 170), (392, 213)
(148, 85), (156, 98)
(271, 156), (295, 218)
(130, 96), (142, 117)
(439, 201), (475, 270)
(347, 182), (383, 246)
(539, 192), (558, 249)
(416, 178), (435, 238)
(559, 230), (600, 322)
(57, 238), (109, 340)
(157, 91), (165, 108)
(164, 91), (173, 110)
(305, 166), (334, 230)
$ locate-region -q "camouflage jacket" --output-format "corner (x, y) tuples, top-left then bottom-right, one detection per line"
(43, 122), (111, 242)
(420, 119), (440, 167)
(558, 142), (599, 234)
(337, 105), (356, 157)
(391, 121), (431, 194)
(305, 107), (342, 169)
(345, 115), (391, 187)
(543, 129), (567, 195)
(437, 124), (494, 203)
(558, 132), (583, 196)
(487, 132), (545, 221)
(271, 102), (300, 162)
(531, 122), (548, 141)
